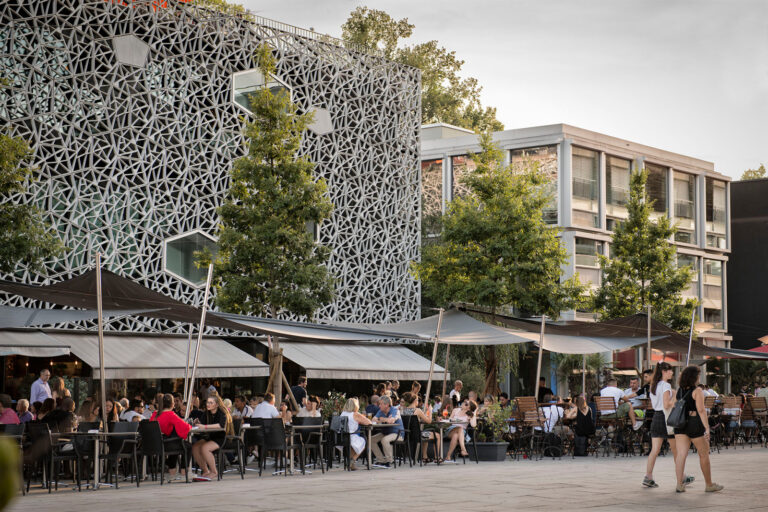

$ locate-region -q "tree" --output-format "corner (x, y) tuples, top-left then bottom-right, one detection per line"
(741, 164), (766, 181)
(592, 170), (696, 333)
(0, 124), (65, 274)
(342, 7), (503, 133)
(413, 132), (583, 394)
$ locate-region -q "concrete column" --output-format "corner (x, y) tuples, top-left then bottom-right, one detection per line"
(698, 174), (707, 249)
(560, 232), (577, 321)
(725, 181), (732, 251)
(722, 259), (728, 332)
(666, 165), (674, 224)
(697, 256), (705, 321)
(442, 155), (450, 213)
(599, 151), (607, 230)
(559, 140), (573, 228)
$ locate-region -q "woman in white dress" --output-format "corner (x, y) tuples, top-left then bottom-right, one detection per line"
(340, 398), (371, 470)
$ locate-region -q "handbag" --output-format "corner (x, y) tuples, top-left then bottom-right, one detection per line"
(666, 389), (691, 429)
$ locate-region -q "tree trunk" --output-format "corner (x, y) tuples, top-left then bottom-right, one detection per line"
(483, 345), (501, 396)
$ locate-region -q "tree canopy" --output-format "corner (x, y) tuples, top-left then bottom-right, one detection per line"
(204, 45), (334, 319)
(342, 7), (503, 133)
(592, 170), (696, 332)
(741, 163), (766, 181)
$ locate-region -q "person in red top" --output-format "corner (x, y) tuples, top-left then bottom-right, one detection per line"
(151, 393), (191, 480)
(0, 394), (20, 425)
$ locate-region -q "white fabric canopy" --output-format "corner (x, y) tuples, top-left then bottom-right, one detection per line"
(0, 330), (71, 357)
(48, 332), (269, 379)
(263, 340), (449, 380)
(516, 331), (668, 354)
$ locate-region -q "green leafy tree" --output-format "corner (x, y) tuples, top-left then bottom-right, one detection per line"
(592, 170), (696, 332)
(205, 44), (334, 320)
(741, 163), (766, 181)
(342, 7), (503, 133)
(413, 132), (583, 394)
(0, 125), (65, 274)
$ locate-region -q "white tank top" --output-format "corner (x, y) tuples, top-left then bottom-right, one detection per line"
(340, 411), (359, 433)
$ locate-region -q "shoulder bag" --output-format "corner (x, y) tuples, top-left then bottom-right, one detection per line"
(666, 389), (691, 429)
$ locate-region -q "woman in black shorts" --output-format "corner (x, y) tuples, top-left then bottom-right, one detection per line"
(673, 366), (723, 493)
(644, 362), (678, 488)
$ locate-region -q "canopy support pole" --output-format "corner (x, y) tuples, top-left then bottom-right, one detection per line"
(182, 324), (193, 407)
(184, 263), (213, 421)
(533, 315), (546, 403)
(280, 350), (300, 412)
(685, 307), (696, 366)
(422, 308), (444, 412)
(646, 305), (652, 370)
(95, 253), (108, 432)
(582, 354), (587, 394)
(441, 344), (451, 399)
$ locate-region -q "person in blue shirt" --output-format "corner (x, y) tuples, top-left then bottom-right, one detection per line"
(371, 396), (403, 466)
(365, 395), (380, 416)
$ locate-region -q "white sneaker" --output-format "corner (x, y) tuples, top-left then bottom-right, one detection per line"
(246, 454), (256, 464)
(633, 421), (643, 431)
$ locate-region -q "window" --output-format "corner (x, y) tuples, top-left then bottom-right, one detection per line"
(232, 69), (291, 115)
(571, 147), (599, 228)
(574, 237), (602, 287)
(677, 253), (699, 297)
(450, 155), (475, 200)
(703, 308), (723, 329)
(702, 258), (723, 328)
(673, 172), (696, 244)
(164, 231), (218, 287)
(645, 163), (668, 218)
(510, 145), (558, 224)
(706, 178), (727, 249)
(421, 159), (443, 236)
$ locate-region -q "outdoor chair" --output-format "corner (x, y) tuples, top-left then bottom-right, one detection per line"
(328, 414), (353, 471)
(24, 422), (52, 492)
(392, 414), (416, 467)
(260, 418), (301, 476)
(294, 416), (325, 473)
(137, 420), (188, 484)
(45, 424), (80, 492)
(218, 417), (244, 479)
(242, 417), (264, 474)
(99, 421), (139, 488)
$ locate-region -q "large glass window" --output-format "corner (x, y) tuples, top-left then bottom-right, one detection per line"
(421, 159), (443, 237)
(451, 155), (475, 200)
(706, 178), (727, 249)
(673, 172), (696, 244)
(571, 147), (599, 228)
(645, 163), (668, 220)
(164, 231), (218, 287)
(574, 237), (602, 286)
(677, 253), (699, 297)
(606, 156), (631, 231)
(510, 145), (558, 224)
(702, 258), (723, 328)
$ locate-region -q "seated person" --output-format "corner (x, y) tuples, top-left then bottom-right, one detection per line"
(230, 395), (252, 419)
(152, 393), (192, 480)
(249, 392), (280, 419)
(541, 394), (572, 438)
(623, 377), (647, 426)
(497, 392), (511, 409)
(296, 395), (321, 418)
(43, 397), (76, 433)
(16, 399), (33, 423)
(477, 394), (494, 417)
(122, 399), (145, 422)
(444, 399), (477, 461)
(0, 394), (20, 425)
(339, 398), (371, 470)
(466, 390), (479, 405)
(279, 401), (293, 424)
(371, 395), (404, 466)
(600, 378), (641, 430)
(399, 392), (441, 463)
(190, 394), (233, 481)
(365, 395), (380, 416)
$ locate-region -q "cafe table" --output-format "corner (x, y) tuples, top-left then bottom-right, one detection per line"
(363, 423), (400, 470)
(55, 430), (139, 490)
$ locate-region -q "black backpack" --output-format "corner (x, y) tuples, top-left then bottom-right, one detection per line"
(542, 432), (562, 458)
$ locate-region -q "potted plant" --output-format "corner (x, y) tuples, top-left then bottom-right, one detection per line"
(321, 390), (347, 422)
(470, 402), (509, 461)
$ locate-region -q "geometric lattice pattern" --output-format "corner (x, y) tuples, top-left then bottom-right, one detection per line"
(0, 0), (422, 332)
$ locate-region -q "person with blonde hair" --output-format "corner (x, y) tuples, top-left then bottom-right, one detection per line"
(340, 397), (371, 470)
(16, 399), (33, 423)
(191, 392), (233, 481)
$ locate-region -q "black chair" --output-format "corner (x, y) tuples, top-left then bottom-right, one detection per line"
(242, 417), (264, 474)
(392, 415), (414, 467)
(137, 421), (189, 484)
(47, 425), (80, 492)
(217, 417), (243, 479)
(99, 422), (139, 488)
(260, 418), (301, 476)
(328, 414), (352, 470)
(294, 416), (325, 473)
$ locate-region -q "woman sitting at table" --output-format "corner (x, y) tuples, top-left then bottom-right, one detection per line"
(296, 395), (321, 418)
(340, 397), (371, 471)
(444, 399), (477, 461)
(36, 398), (55, 421)
(279, 400), (293, 424)
(400, 392), (442, 463)
(152, 393), (192, 480)
(190, 393), (233, 481)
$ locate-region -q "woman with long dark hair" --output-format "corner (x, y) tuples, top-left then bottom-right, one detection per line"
(643, 362), (677, 488)
(673, 366), (723, 493)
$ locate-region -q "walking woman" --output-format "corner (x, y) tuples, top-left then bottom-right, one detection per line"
(673, 366), (723, 493)
(643, 362), (690, 488)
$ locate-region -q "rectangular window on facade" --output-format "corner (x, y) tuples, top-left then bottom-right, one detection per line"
(703, 258), (723, 327)
(571, 147), (599, 228)
(706, 178), (727, 249)
(510, 145), (558, 224)
(451, 155), (475, 200)
(677, 253), (699, 297)
(606, 156), (631, 229)
(645, 163), (668, 217)
(574, 237), (602, 286)
(673, 171), (696, 244)
(421, 159), (443, 236)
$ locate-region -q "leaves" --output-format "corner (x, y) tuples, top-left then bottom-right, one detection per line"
(592, 170), (696, 332)
(741, 163), (766, 181)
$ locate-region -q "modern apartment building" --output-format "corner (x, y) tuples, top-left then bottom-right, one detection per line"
(421, 123), (731, 348)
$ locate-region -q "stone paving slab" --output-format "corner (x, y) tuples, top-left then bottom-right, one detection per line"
(8, 448), (768, 511)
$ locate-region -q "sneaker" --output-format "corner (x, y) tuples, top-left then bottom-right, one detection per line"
(193, 476), (211, 482)
(633, 421), (643, 431)
(246, 454), (256, 465)
(676, 484), (686, 493)
(349, 462), (358, 471)
(642, 476), (659, 488)
(684, 475), (695, 485)
(705, 483), (724, 493)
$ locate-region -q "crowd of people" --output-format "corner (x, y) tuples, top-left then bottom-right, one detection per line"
(2, 366), (764, 491)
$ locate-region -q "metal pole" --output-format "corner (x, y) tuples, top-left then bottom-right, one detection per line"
(184, 264), (214, 421)
(95, 254), (108, 432)
(685, 307), (696, 366)
(422, 308), (444, 412)
(441, 344), (451, 398)
(582, 353), (587, 394)
(646, 304), (652, 370)
(533, 315), (546, 403)
(182, 325), (193, 405)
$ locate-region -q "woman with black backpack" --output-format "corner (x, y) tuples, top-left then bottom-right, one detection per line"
(673, 366), (723, 493)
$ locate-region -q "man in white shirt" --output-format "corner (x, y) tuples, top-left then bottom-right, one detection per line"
(249, 392), (280, 419)
(30, 369), (52, 404)
(541, 394), (564, 433)
(601, 378), (642, 430)
(623, 376), (647, 427)
(448, 380), (463, 404)
(231, 395), (253, 419)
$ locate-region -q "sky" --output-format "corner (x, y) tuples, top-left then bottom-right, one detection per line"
(240, 0), (768, 179)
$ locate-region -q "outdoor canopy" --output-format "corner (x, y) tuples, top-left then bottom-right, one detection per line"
(260, 340), (449, 380)
(0, 305), (157, 329)
(0, 330), (70, 357)
(46, 332), (269, 380)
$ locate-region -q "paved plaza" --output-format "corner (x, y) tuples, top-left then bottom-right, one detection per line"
(10, 448), (767, 512)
